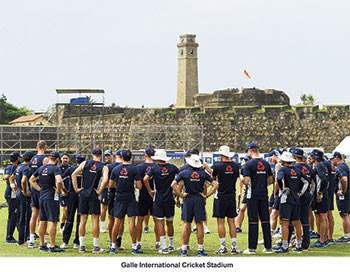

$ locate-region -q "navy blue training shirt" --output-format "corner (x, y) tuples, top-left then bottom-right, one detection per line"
(322, 160), (336, 196)
(175, 168), (213, 197)
(294, 163), (315, 192)
(335, 162), (350, 195)
(107, 162), (120, 194)
(136, 162), (156, 202)
(62, 165), (83, 192)
(146, 163), (179, 205)
(15, 163), (31, 194)
(33, 164), (62, 200)
(314, 163), (329, 195)
(110, 164), (141, 202)
(212, 161), (239, 198)
(4, 164), (17, 199)
(179, 164), (189, 173)
(277, 166), (309, 205)
(81, 160), (105, 198)
(241, 158), (273, 200)
(59, 164), (71, 191)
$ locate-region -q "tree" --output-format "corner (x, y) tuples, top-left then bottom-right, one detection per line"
(0, 93), (32, 124)
(299, 93), (317, 105)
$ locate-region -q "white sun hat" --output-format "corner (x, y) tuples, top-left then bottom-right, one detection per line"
(279, 151), (296, 163)
(218, 145), (230, 157)
(186, 154), (203, 168)
(151, 149), (171, 162)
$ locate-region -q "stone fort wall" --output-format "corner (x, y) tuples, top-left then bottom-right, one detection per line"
(61, 104), (350, 153)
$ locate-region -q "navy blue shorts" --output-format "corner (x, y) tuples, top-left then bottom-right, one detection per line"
(39, 199), (59, 222)
(31, 191), (40, 209)
(153, 203), (175, 220)
(78, 196), (101, 215)
(60, 195), (68, 207)
(280, 203), (300, 221)
(108, 190), (115, 216)
(138, 200), (153, 217)
(314, 196), (328, 214)
(100, 188), (109, 205)
(273, 195), (280, 210)
(336, 194), (350, 216)
(213, 195), (237, 218)
(182, 196), (205, 223)
(328, 190), (334, 211)
(269, 193), (275, 208)
(113, 200), (138, 219)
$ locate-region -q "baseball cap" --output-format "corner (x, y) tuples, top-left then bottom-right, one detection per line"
(278, 148), (287, 154)
(241, 154), (250, 161)
(76, 154), (85, 163)
(308, 149), (324, 161)
(61, 152), (69, 158)
(291, 148), (306, 160)
(268, 150), (280, 157)
(122, 149), (132, 161)
(10, 151), (21, 159)
(288, 146), (297, 153)
(104, 150), (113, 156)
(92, 148), (102, 155)
(116, 150), (122, 156)
(49, 151), (60, 159)
(329, 151), (342, 160)
(246, 142), (258, 151)
(185, 149), (195, 157)
(145, 147), (155, 156)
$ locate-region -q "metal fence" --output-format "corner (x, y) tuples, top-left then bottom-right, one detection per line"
(0, 125), (203, 166)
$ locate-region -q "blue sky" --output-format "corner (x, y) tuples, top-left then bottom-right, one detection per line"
(0, 0), (349, 111)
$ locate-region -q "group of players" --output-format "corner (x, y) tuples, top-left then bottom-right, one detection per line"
(3, 140), (350, 255)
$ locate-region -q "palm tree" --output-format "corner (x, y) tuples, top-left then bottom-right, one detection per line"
(300, 93), (316, 105)
(300, 94), (308, 105)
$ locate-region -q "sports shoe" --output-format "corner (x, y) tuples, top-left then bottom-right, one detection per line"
(34, 233), (39, 239)
(116, 245), (125, 250)
(144, 226), (149, 233)
(100, 226), (107, 233)
(272, 243), (281, 250)
(131, 248), (144, 255)
(49, 245), (65, 253)
(231, 248), (243, 255)
(5, 238), (18, 243)
(180, 250), (188, 257)
(60, 242), (67, 249)
(243, 248), (256, 255)
(192, 225), (197, 232)
(109, 247), (116, 254)
(155, 243), (161, 251)
(92, 246), (107, 253)
(79, 246), (87, 253)
(327, 239), (335, 245)
(197, 249), (208, 257)
(335, 236), (350, 243)
(168, 245), (175, 252)
(293, 247), (303, 253)
(204, 226), (210, 234)
(236, 227), (242, 233)
(158, 248), (169, 254)
(214, 247), (228, 255)
(263, 248), (273, 254)
(310, 232), (320, 239)
(311, 240), (326, 248)
(177, 245), (190, 251)
(73, 243), (79, 249)
(274, 247), (289, 254)
(39, 245), (48, 252)
(28, 242), (36, 248)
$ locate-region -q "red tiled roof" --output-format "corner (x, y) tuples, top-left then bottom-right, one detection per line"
(9, 114), (43, 124)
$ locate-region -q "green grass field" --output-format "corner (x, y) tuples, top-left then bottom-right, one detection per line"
(0, 167), (349, 257)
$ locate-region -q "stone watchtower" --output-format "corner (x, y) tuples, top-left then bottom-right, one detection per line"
(176, 34), (199, 107)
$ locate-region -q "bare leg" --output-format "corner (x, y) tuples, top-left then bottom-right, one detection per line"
(111, 217), (122, 244)
(217, 218), (225, 238)
(128, 216), (137, 244)
(101, 204), (108, 223)
(182, 222), (191, 245)
(49, 222), (57, 248)
(38, 221), (47, 246)
(236, 204), (247, 228)
(227, 217), (237, 238)
(309, 208), (315, 231)
(166, 220), (174, 237)
(30, 207), (39, 238)
(79, 214), (88, 237)
(136, 216), (144, 242)
(327, 211), (334, 239)
(91, 214), (99, 238)
(196, 222), (204, 245)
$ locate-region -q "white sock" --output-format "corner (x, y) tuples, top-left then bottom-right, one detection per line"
(182, 244), (188, 251)
(160, 235), (167, 249)
(137, 241), (141, 246)
(30, 234), (35, 243)
(101, 221), (105, 228)
(231, 238), (236, 248)
(44, 235), (47, 244)
(168, 236), (174, 247)
(344, 233), (350, 238)
(79, 236), (85, 247)
(93, 237), (99, 247)
(111, 242), (116, 249)
(219, 238), (226, 249)
(198, 244), (204, 251)
(132, 243), (137, 250)
(155, 241), (160, 246)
